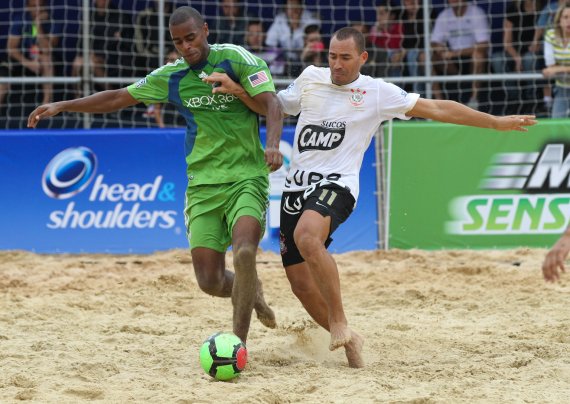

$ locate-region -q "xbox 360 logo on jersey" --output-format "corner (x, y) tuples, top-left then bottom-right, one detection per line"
(298, 125), (345, 153)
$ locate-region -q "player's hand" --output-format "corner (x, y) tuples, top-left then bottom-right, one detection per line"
(27, 102), (63, 128)
(202, 72), (244, 97)
(264, 146), (283, 172)
(542, 237), (570, 282)
(493, 115), (537, 132)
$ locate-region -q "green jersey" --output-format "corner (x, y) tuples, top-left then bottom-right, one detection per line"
(127, 44), (275, 186)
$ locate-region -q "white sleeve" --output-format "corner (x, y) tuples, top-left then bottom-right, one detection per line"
(472, 6), (490, 43)
(377, 81), (420, 121)
(277, 75), (303, 116)
(544, 39), (555, 67)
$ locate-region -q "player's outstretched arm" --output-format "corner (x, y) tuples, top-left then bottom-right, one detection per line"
(406, 98), (537, 132)
(542, 227), (570, 282)
(27, 88), (139, 128)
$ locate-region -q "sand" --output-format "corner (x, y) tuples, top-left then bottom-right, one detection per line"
(1, 248), (569, 403)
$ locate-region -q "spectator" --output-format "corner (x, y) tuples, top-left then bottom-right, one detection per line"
(265, 0), (320, 76)
(71, 0), (135, 96)
(244, 20), (285, 75)
(399, 0), (427, 95)
(532, 1), (569, 111)
(208, 0), (248, 45)
(300, 24), (325, 68)
(491, 0), (545, 114)
(0, 57), (9, 108)
(431, 0), (490, 107)
(7, 0), (62, 105)
(368, 1), (404, 78)
(543, 4), (570, 118)
(134, 0), (173, 75)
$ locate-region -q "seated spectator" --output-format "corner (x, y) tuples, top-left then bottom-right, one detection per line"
(543, 4), (570, 118)
(71, 0), (135, 97)
(532, 1), (568, 111)
(265, 0), (320, 76)
(208, 0), (248, 45)
(368, 1), (404, 78)
(300, 24), (325, 68)
(431, 0), (490, 107)
(7, 0), (62, 105)
(399, 0), (427, 95)
(244, 20), (285, 76)
(0, 56), (9, 108)
(134, 0), (173, 76)
(491, 0), (544, 113)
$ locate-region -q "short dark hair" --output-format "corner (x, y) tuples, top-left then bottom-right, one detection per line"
(304, 24), (320, 37)
(169, 6), (204, 26)
(332, 27), (365, 53)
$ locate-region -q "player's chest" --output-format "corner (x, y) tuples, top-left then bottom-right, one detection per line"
(178, 76), (240, 112)
(301, 85), (374, 119)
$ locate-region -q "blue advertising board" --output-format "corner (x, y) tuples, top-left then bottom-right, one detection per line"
(0, 127), (378, 253)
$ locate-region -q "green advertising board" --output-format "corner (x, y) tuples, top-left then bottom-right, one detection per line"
(388, 119), (570, 249)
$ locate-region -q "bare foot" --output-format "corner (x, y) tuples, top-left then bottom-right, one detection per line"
(329, 323), (351, 351)
(254, 280), (276, 329)
(345, 330), (364, 368)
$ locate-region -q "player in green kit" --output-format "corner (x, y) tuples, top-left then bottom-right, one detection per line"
(27, 6), (284, 344)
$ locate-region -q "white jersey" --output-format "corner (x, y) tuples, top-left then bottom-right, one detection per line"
(277, 65), (419, 202)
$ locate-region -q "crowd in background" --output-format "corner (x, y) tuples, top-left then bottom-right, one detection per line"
(0, 0), (569, 128)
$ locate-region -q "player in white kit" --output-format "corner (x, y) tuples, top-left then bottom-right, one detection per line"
(204, 27), (537, 368)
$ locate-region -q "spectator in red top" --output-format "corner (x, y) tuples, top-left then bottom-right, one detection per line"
(368, 1), (404, 77)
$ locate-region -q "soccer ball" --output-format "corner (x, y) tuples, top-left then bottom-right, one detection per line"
(199, 332), (247, 381)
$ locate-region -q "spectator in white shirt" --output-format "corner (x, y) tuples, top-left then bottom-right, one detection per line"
(265, 0), (320, 76)
(431, 0), (490, 108)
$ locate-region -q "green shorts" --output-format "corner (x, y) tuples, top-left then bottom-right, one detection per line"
(184, 176), (269, 252)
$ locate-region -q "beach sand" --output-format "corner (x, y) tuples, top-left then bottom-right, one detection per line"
(1, 248), (569, 403)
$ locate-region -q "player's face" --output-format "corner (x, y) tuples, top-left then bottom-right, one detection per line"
(170, 18), (210, 66)
(328, 37), (367, 86)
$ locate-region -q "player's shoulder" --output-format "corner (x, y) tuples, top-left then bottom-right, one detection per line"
(299, 65), (330, 82)
(148, 58), (188, 77)
(210, 43), (260, 65)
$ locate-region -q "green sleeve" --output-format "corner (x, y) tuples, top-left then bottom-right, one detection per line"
(236, 53), (276, 98)
(126, 68), (170, 105)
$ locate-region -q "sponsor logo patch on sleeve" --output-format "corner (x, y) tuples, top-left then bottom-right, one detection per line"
(248, 71), (269, 87)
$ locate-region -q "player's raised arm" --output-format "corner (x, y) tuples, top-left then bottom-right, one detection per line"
(27, 88), (139, 128)
(406, 98), (537, 132)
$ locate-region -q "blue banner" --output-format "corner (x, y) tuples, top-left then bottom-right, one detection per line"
(0, 128), (378, 253)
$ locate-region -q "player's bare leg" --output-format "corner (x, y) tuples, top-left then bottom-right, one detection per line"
(344, 330), (364, 368)
(294, 211), (351, 350)
(286, 262), (365, 368)
(191, 246), (274, 331)
(231, 216), (264, 342)
(253, 279), (276, 328)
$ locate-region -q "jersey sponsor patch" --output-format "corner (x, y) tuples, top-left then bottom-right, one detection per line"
(135, 78), (147, 88)
(248, 71), (269, 87)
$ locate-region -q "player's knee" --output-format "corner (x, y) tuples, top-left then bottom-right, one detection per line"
(294, 232), (322, 261)
(193, 265), (224, 296)
(232, 243), (257, 272)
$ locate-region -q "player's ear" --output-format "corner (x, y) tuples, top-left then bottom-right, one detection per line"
(204, 22), (209, 37)
(360, 50), (368, 64)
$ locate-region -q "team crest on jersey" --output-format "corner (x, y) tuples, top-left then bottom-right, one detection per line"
(349, 88), (366, 106)
(198, 71), (208, 79)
